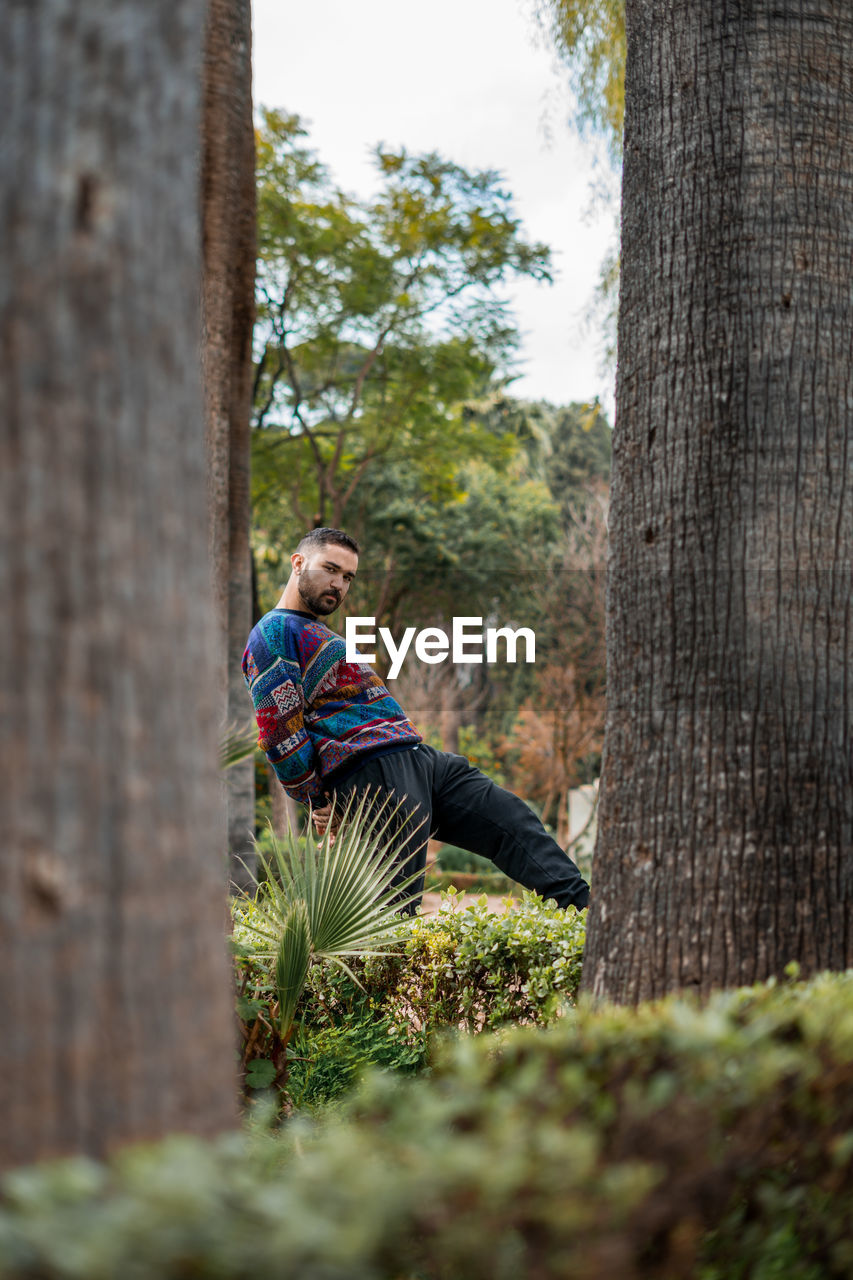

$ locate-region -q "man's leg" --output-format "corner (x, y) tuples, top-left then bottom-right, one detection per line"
(429, 747), (590, 910)
(333, 746), (434, 912)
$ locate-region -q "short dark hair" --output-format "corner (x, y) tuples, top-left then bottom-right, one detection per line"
(296, 527), (360, 557)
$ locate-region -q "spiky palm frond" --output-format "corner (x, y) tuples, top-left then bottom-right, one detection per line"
(239, 789), (426, 1041)
(220, 719), (260, 769)
(275, 900), (312, 1043)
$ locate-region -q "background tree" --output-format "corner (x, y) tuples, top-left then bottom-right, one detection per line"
(248, 114), (612, 838)
(251, 110), (550, 533)
(584, 0), (853, 1002)
(201, 0), (257, 887)
(346, 400), (611, 829)
(498, 481), (608, 842)
(367, 448), (563, 750)
(0, 0), (237, 1169)
(533, 0), (626, 163)
(534, 0), (626, 362)
(441, 397), (608, 805)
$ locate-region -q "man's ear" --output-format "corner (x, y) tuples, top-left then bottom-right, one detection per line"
(290, 551), (305, 574)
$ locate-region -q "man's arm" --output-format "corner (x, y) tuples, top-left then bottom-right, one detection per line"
(243, 645), (327, 806)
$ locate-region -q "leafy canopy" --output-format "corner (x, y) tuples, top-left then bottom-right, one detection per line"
(531, 0), (625, 364)
(533, 0), (626, 163)
(252, 109), (553, 531)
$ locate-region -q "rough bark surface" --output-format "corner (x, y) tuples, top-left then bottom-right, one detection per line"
(201, 0), (256, 889)
(0, 0), (238, 1167)
(584, 1), (853, 1002)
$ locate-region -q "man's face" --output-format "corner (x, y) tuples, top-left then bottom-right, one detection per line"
(294, 543), (358, 616)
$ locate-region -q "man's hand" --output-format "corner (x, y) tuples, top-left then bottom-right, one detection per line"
(312, 801), (341, 841)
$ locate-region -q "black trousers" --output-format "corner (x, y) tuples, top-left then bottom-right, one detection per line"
(333, 743), (590, 913)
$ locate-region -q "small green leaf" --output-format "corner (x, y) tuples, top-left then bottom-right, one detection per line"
(236, 996), (267, 1022)
(245, 1059), (277, 1088)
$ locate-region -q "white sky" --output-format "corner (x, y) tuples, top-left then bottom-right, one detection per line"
(251, 0), (618, 417)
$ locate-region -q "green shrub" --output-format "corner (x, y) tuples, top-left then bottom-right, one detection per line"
(231, 792), (427, 1102)
(375, 888), (586, 1034)
(4, 972), (853, 1277)
(232, 894), (419, 1110)
(285, 992), (428, 1111)
(233, 890), (586, 1109)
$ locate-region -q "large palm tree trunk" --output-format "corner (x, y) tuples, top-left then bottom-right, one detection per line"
(201, 0), (257, 889)
(583, 1), (853, 1002)
(0, 0), (237, 1168)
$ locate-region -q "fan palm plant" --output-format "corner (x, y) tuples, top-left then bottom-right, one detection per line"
(219, 719), (260, 770)
(238, 790), (426, 1048)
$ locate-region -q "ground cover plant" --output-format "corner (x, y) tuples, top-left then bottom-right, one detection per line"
(3, 971), (853, 1278)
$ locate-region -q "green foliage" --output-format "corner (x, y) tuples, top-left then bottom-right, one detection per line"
(252, 108), (552, 548)
(273, 898), (312, 1040)
(543, 400), (611, 510)
(6, 972), (853, 1277)
(463, 394), (611, 492)
(243, 1058), (277, 1090)
(339, 447), (561, 645)
(235, 791), (424, 1058)
(234, 891), (585, 1110)
(374, 889), (587, 1035)
(285, 976), (428, 1111)
(334, 396), (610, 706)
(532, 0), (625, 364)
(456, 725), (506, 785)
(249, 116), (612, 778)
(533, 0), (626, 162)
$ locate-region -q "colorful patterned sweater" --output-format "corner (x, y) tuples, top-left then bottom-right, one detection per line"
(242, 609), (421, 804)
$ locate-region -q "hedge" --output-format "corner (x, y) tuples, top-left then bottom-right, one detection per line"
(3, 970), (853, 1277)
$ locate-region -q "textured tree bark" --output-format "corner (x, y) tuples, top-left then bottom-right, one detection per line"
(200, 0), (257, 889)
(584, 1), (853, 1001)
(0, 0), (238, 1168)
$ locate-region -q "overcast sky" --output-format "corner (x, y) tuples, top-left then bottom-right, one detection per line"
(251, 0), (618, 417)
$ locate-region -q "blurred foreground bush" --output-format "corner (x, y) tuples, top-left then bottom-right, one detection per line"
(4, 971), (853, 1277)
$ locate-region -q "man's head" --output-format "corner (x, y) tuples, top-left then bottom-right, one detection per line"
(287, 527), (360, 617)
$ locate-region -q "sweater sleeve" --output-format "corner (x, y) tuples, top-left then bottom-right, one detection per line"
(242, 627), (327, 806)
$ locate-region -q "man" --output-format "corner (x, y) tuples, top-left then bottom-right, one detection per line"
(242, 527), (590, 913)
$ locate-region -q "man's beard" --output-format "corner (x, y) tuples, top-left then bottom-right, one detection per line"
(298, 570), (341, 617)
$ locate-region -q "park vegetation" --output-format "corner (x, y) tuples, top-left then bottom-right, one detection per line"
(233, 885), (587, 1107)
(4, 803), (849, 1277)
(4, 1), (851, 1274)
(3, 967), (853, 1278)
(249, 110), (612, 831)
